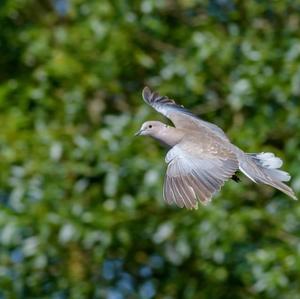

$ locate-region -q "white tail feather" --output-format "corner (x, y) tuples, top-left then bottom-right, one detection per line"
(254, 152), (290, 182)
(255, 152), (283, 169)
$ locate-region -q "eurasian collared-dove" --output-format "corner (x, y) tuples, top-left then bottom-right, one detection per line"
(136, 87), (297, 209)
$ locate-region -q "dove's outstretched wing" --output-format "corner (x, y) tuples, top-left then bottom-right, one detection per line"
(163, 139), (239, 208)
(142, 86), (229, 141)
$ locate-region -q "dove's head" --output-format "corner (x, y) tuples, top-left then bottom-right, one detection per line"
(135, 121), (167, 137)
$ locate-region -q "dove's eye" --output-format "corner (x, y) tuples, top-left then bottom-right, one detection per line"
(149, 125), (152, 128)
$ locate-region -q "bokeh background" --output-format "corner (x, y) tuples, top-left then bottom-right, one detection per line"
(1, 0), (300, 298)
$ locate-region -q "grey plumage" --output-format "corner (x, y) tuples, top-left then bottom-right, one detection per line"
(136, 87), (297, 209)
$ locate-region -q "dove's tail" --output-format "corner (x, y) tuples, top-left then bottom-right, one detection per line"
(238, 152), (297, 200)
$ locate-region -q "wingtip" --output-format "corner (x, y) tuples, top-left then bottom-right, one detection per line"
(291, 194), (298, 200)
(142, 86), (152, 101)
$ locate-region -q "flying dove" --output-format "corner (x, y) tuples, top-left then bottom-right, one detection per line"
(135, 87), (297, 209)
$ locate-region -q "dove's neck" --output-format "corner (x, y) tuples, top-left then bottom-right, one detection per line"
(151, 126), (185, 148)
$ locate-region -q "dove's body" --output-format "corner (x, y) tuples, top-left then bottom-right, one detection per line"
(136, 87), (297, 209)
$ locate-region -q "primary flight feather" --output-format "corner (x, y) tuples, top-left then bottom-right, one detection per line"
(135, 87), (297, 209)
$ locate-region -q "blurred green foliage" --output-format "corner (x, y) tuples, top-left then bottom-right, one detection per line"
(0, 0), (300, 298)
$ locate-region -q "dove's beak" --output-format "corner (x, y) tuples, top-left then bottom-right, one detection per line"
(134, 129), (145, 136)
(134, 129), (143, 136)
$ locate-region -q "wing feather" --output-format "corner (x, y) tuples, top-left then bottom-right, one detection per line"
(163, 143), (239, 208)
(142, 86), (229, 141)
